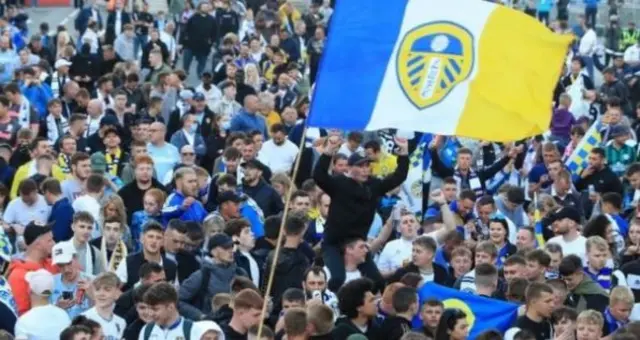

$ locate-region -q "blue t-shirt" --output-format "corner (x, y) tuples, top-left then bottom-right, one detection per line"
(49, 273), (92, 319)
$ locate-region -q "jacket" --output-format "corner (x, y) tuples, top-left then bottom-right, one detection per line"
(264, 245), (310, 313)
(565, 276), (609, 313)
(21, 83), (53, 118)
(229, 110), (268, 138)
(105, 10), (132, 44)
(10, 161), (67, 199)
(178, 260), (247, 320)
(241, 179), (283, 217)
(575, 165), (624, 196)
(331, 317), (379, 340)
(313, 153), (409, 245)
(388, 262), (453, 287)
(169, 130), (207, 157)
(378, 315), (412, 340)
(183, 13), (217, 54)
(214, 8), (239, 41)
(162, 190), (208, 224)
(74, 7), (103, 34)
(233, 250), (263, 286)
(175, 251), (201, 284)
(7, 258), (58, 315)
(48, 197), (75, 242)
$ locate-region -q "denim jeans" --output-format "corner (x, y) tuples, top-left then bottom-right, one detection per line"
(583, 55), (595, 81)
(322, 242), (385, 293)
(133, 34), (148, 60)
(585, 7), (597, 27)
(182, 48), (209, 77)
(537, 11), (549, 26)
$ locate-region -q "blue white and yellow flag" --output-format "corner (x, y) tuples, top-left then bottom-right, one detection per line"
(416, 283), (519, 339)
(308, 0), (572, 142)
(400, 133), (432, 215)
(565, 121), (602, 178)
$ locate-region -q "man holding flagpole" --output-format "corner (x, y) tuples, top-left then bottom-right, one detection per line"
(314, 134), (409, 293)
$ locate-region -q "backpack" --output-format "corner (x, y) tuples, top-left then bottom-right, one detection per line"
(143, 319), (194, 340)
(190, 266), (212, 310)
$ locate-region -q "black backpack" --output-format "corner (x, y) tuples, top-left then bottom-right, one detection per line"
(143, 319), (194, 340)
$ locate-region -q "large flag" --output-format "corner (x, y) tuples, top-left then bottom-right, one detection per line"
(308, 0), (572, 142)
(565, 121), (602, 179)
(416, 283), (519, 338)
(400, 133), (433, 215)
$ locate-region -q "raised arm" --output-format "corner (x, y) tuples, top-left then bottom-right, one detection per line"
(313, 136), (341, 197)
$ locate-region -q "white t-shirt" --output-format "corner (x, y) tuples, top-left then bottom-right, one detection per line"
(323, 266), (362, 290)
(15, 304), (71, 340)
(82, 307), (126, 340)
(72, 195), (102, 239)
(138, 317), (204, 340)
(4, 195), (51, 226)
(259, 139), (299, 174)
(337, 144), (363, 158)
(548, 235), (587, 263)
(377, 238), (413, 273)
(240, 250), (260, 288)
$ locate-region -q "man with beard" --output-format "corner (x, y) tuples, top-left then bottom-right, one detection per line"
(118, 155), (167, 224)
(162, 167), (207, 224)
(61, 152), (92, 202)
(241, 159), (283, 217)
(260, 123), (299, 174)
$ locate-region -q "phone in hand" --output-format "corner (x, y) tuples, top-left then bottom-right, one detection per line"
(62, 291), (73, 300)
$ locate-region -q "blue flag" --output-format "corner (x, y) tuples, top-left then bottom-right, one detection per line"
(416, 283), (518, 338)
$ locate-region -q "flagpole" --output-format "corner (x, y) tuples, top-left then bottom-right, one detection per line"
(256, 123), (308, 339)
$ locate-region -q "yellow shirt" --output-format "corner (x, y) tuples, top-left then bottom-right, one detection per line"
(370, 152), (398, 178)
(264, 111), (282, 132)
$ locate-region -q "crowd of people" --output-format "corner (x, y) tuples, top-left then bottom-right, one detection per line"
(0, 0), (639, 339)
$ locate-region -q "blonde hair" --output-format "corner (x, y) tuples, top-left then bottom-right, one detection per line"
(271, 172), (295, 196)
(576, 310), (604, 329)
(586, 235), (609, 253)
(610, 286), (634, 306)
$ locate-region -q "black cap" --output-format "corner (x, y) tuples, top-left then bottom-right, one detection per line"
(102, 127), (120, 137)
(347, 152), (371, 166)
(207, 233), (234, 251)
(549, 206), (581, 224)
(193, 92), (205, 101)
(241, 159), (264, 170)
(24, 222), (53, 246)
(218, 191), (242, 204)
(100, 115), (119, 128)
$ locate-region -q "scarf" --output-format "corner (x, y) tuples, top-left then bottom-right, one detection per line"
(50, 71), (68, 98)
(15, 98), (31, 129)
(105, 148), (122, 176)
(46, 113), (68, 144)
(58, 153), (71, 174)
(584, 266), (613, 292)
(453, 167), (484, 197)
(101, 237), (128, 273)
(604, 308), (626, 334)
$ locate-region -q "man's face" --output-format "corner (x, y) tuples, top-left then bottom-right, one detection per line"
(516, 230), (535, 251)
(358, 291), (378, 318)
(58, 260), (79, 282)
(103, 222), (122, 245)
(239, 308), (263, 329)
(303, 272), (326, 292)
(74, 159), (91, 180)
(291, 196), (311, 215)
(142, 271), (166, 285)
(588, 153), (604, 169)
(104, 133), (120, 149)
(532, 292), (555, 318)
(442, 184), (457, 202)
(150, 303), (174, 325)
(237, 227), (255, 250)
(475, 251), (494, 266)
(412, 244), (434, 267)
(503, 263), (525, 282)
(131, 146), (148, 159)
(319, 194), (330, 218)
(421, 305), (443, 329)
(547, 161), (562, 180)
(457, 153), (472, 170)
(548, 251), (562, 270)
(243, 167), (261, 184)
(180, 173), (198, 197)
(451, 255), (472, 277)
(526, 260), (546, 281)
(143, 230), (164, 254)
(552, 218), (571, 235)
(347, 240), (368, 264)
(242, 144), (256, 161)
(213, 246), (234, 263)
(135, 163), (153, 183)
(62, 138), (77, 155)
(587, 248), (608, 271)
(34, 141), (50, 157)
(563, 272), (583, 291)
(72, 221), (94, 244)
(628, 172), (640, 190)
(400, 214), (418, 239)
(165, 229), (186, 253)
(333, 159), (348, 174)
(457, 198), (475, 216)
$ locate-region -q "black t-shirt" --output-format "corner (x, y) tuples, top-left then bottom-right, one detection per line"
(135, 11), (154, 35)
(515, 315), (553, 340)
(220, 323), (248, 340)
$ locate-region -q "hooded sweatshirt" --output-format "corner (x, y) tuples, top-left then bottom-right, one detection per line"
(7, 258), (58, 315)
(178, 259), (247, 320)
(566, 276), (610, 313)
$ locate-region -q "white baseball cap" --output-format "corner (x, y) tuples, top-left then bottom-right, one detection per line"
(52, 242), (76, 265)
(25, 269), (54, 296)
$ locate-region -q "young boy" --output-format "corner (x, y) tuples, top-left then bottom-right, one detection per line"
(551, 306), (577, 338)
(60, 211), (104, 275)
(90, 216), (128, 273)
(576, 310), (604, 340)
(603, 286), (634, 336)
(224, 218), (260, 287)
(139, 282), (200, 339)
(525, 249), (551, 283)
(81, 272), (126, 340)
(584, 236), (613, 291)
(420, 299), (444, 339)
